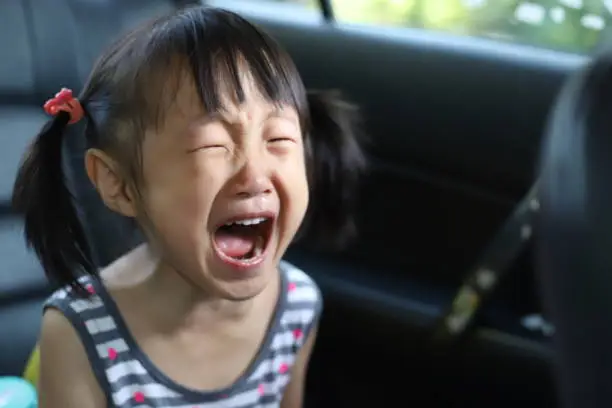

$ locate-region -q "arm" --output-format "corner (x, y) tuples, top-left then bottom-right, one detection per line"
(38, 308), (106, 408)
(280, 325), (318, 408)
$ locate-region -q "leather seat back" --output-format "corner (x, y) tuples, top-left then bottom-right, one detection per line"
(0, 0), (189, 376)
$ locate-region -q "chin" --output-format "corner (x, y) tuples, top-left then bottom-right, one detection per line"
(215, 271), (273, 301)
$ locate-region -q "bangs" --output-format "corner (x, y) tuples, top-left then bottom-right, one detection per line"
(109, 7), (308, 135)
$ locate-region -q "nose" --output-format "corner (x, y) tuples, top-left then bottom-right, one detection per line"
(230, 152), (273, 198)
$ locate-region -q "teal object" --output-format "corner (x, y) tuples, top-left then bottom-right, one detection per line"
(0, 377), (37, 408)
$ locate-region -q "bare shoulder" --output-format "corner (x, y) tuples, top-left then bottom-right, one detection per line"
(100, 243), (158, 290)
(38, 308), (106, 408)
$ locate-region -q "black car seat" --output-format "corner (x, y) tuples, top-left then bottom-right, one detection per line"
(539, 53), (612, 407)
(0, 0), (196, 377)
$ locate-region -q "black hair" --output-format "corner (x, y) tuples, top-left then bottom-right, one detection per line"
(12, 6), (366, 291)
(538, 52), (612, 405)
(301, 90), (366, 248)
(13, 111), (94, 293)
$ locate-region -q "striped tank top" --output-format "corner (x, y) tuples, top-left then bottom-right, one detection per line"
(44, 260), (322, 408)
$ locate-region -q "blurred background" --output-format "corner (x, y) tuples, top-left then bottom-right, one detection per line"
(275, 0), (609, 53)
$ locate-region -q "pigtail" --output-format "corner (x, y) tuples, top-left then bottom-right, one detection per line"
(12, 111), (94, 292)
(303, 90), (367, 248)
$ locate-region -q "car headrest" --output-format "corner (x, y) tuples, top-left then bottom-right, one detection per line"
(538, 53), (612, 407)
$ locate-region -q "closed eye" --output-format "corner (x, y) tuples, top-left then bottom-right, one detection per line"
(268, 138), (296, 144)
(187, 145), (227, 153)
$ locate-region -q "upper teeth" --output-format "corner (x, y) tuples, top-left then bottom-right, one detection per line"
(225, 217), (267, 227)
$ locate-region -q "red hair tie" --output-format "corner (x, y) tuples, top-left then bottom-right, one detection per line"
(43, 88), (84, 124)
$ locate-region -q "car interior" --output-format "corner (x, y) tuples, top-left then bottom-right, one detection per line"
(0, 0), (596, 406)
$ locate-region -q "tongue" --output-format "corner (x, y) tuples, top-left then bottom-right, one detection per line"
(215, 229), (256, 258)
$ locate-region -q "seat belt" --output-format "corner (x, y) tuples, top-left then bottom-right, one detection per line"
(432, 182), (540, 345)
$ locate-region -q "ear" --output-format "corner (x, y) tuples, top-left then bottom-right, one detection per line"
(85, 149), (137, 218)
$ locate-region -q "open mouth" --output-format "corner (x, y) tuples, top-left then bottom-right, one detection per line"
(213, 215), (274, 267)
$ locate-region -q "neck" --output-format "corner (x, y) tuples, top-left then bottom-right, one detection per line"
(145, 253), (261, 332)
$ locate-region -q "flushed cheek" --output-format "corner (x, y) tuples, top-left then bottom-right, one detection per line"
(146, 177), (217, 242)
(276, 162), (309, 244)
(173, 189), (217, 240)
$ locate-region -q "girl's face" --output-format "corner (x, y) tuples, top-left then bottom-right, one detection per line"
(137, 75), (309, 300)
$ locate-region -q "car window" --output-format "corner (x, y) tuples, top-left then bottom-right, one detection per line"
(247, 0), (612, 53)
